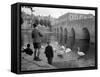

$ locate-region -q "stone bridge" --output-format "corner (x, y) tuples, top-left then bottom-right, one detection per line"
(53, 14), (95, 43)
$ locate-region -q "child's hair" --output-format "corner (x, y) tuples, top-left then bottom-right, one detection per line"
(27, 44), (30, 48)
(33, 23), (37, 28)
(47, 41), (50, 45)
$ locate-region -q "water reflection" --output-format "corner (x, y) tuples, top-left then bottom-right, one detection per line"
(66, 38), (90, 54)
(66, 37), (75, 50)
(77, 40), (90, 54)
(21, 30), (32, 46)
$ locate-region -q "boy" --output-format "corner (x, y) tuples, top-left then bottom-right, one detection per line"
(32, 23), (43, 61)
(22, 44), (33, 56)
(44, 42), (54, 65)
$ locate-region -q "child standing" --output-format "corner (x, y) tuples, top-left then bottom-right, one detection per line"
(44, 42), (54, 65)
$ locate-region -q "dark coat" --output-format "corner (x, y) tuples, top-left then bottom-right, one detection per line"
(32, 28), (43, 43)
(23, 48), (33, 56)
(45, 45), (54, 58)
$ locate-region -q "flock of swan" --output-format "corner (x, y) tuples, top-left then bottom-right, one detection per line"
(54, 45), (85, 57)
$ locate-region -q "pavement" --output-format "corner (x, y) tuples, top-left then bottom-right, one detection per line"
(21, 45), (95, 71)
(21, 52), (57, 71)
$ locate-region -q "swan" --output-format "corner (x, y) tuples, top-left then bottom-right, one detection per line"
(65, 48), (72, 53)
(21, 44), (27, 51)
(61, 45), (65, 50)
(77, 47), (85, 56)
(41, 45), (45, 49)
(60, 46), (72, 53)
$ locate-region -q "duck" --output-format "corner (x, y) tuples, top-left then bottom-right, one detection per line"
(77, 47), (85, 56)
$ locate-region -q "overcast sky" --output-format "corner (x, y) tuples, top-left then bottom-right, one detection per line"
(21, 7), (95, 18)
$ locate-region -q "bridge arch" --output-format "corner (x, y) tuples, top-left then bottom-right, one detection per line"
(70, 27), (75, 38)
(64, 28), (68, 44)
(82, 27), (90, 41)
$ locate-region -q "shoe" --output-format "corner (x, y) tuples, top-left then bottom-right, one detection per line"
(36, 57), (41, 61)
(37, 58), (41, 61)
(34, 57), (41, 61)
(33, 57), (37, 60)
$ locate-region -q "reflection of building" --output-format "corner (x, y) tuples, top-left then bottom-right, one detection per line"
(53, 13), (95, 43)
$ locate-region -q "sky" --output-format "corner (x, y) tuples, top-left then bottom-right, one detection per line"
(21, 7), (95, 18)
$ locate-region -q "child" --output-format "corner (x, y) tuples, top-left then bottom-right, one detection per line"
(22, 44), (33, 56)
(44, 42), (54, 65)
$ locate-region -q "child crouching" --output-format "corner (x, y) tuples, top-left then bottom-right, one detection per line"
(22, 44), (33, 56)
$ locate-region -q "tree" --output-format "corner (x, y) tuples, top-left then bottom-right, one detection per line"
(39, 19), (52, 31)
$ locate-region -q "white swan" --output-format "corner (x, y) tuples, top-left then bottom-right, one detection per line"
(77, 47), (85, 56)
(41, 45), (45, 49)
(65, 48), (72, 53)
(61, 45), (65, 50)
(60, 46), (72, 53)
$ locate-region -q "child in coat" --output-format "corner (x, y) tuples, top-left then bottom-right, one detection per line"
(44, 42), (54, 65)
